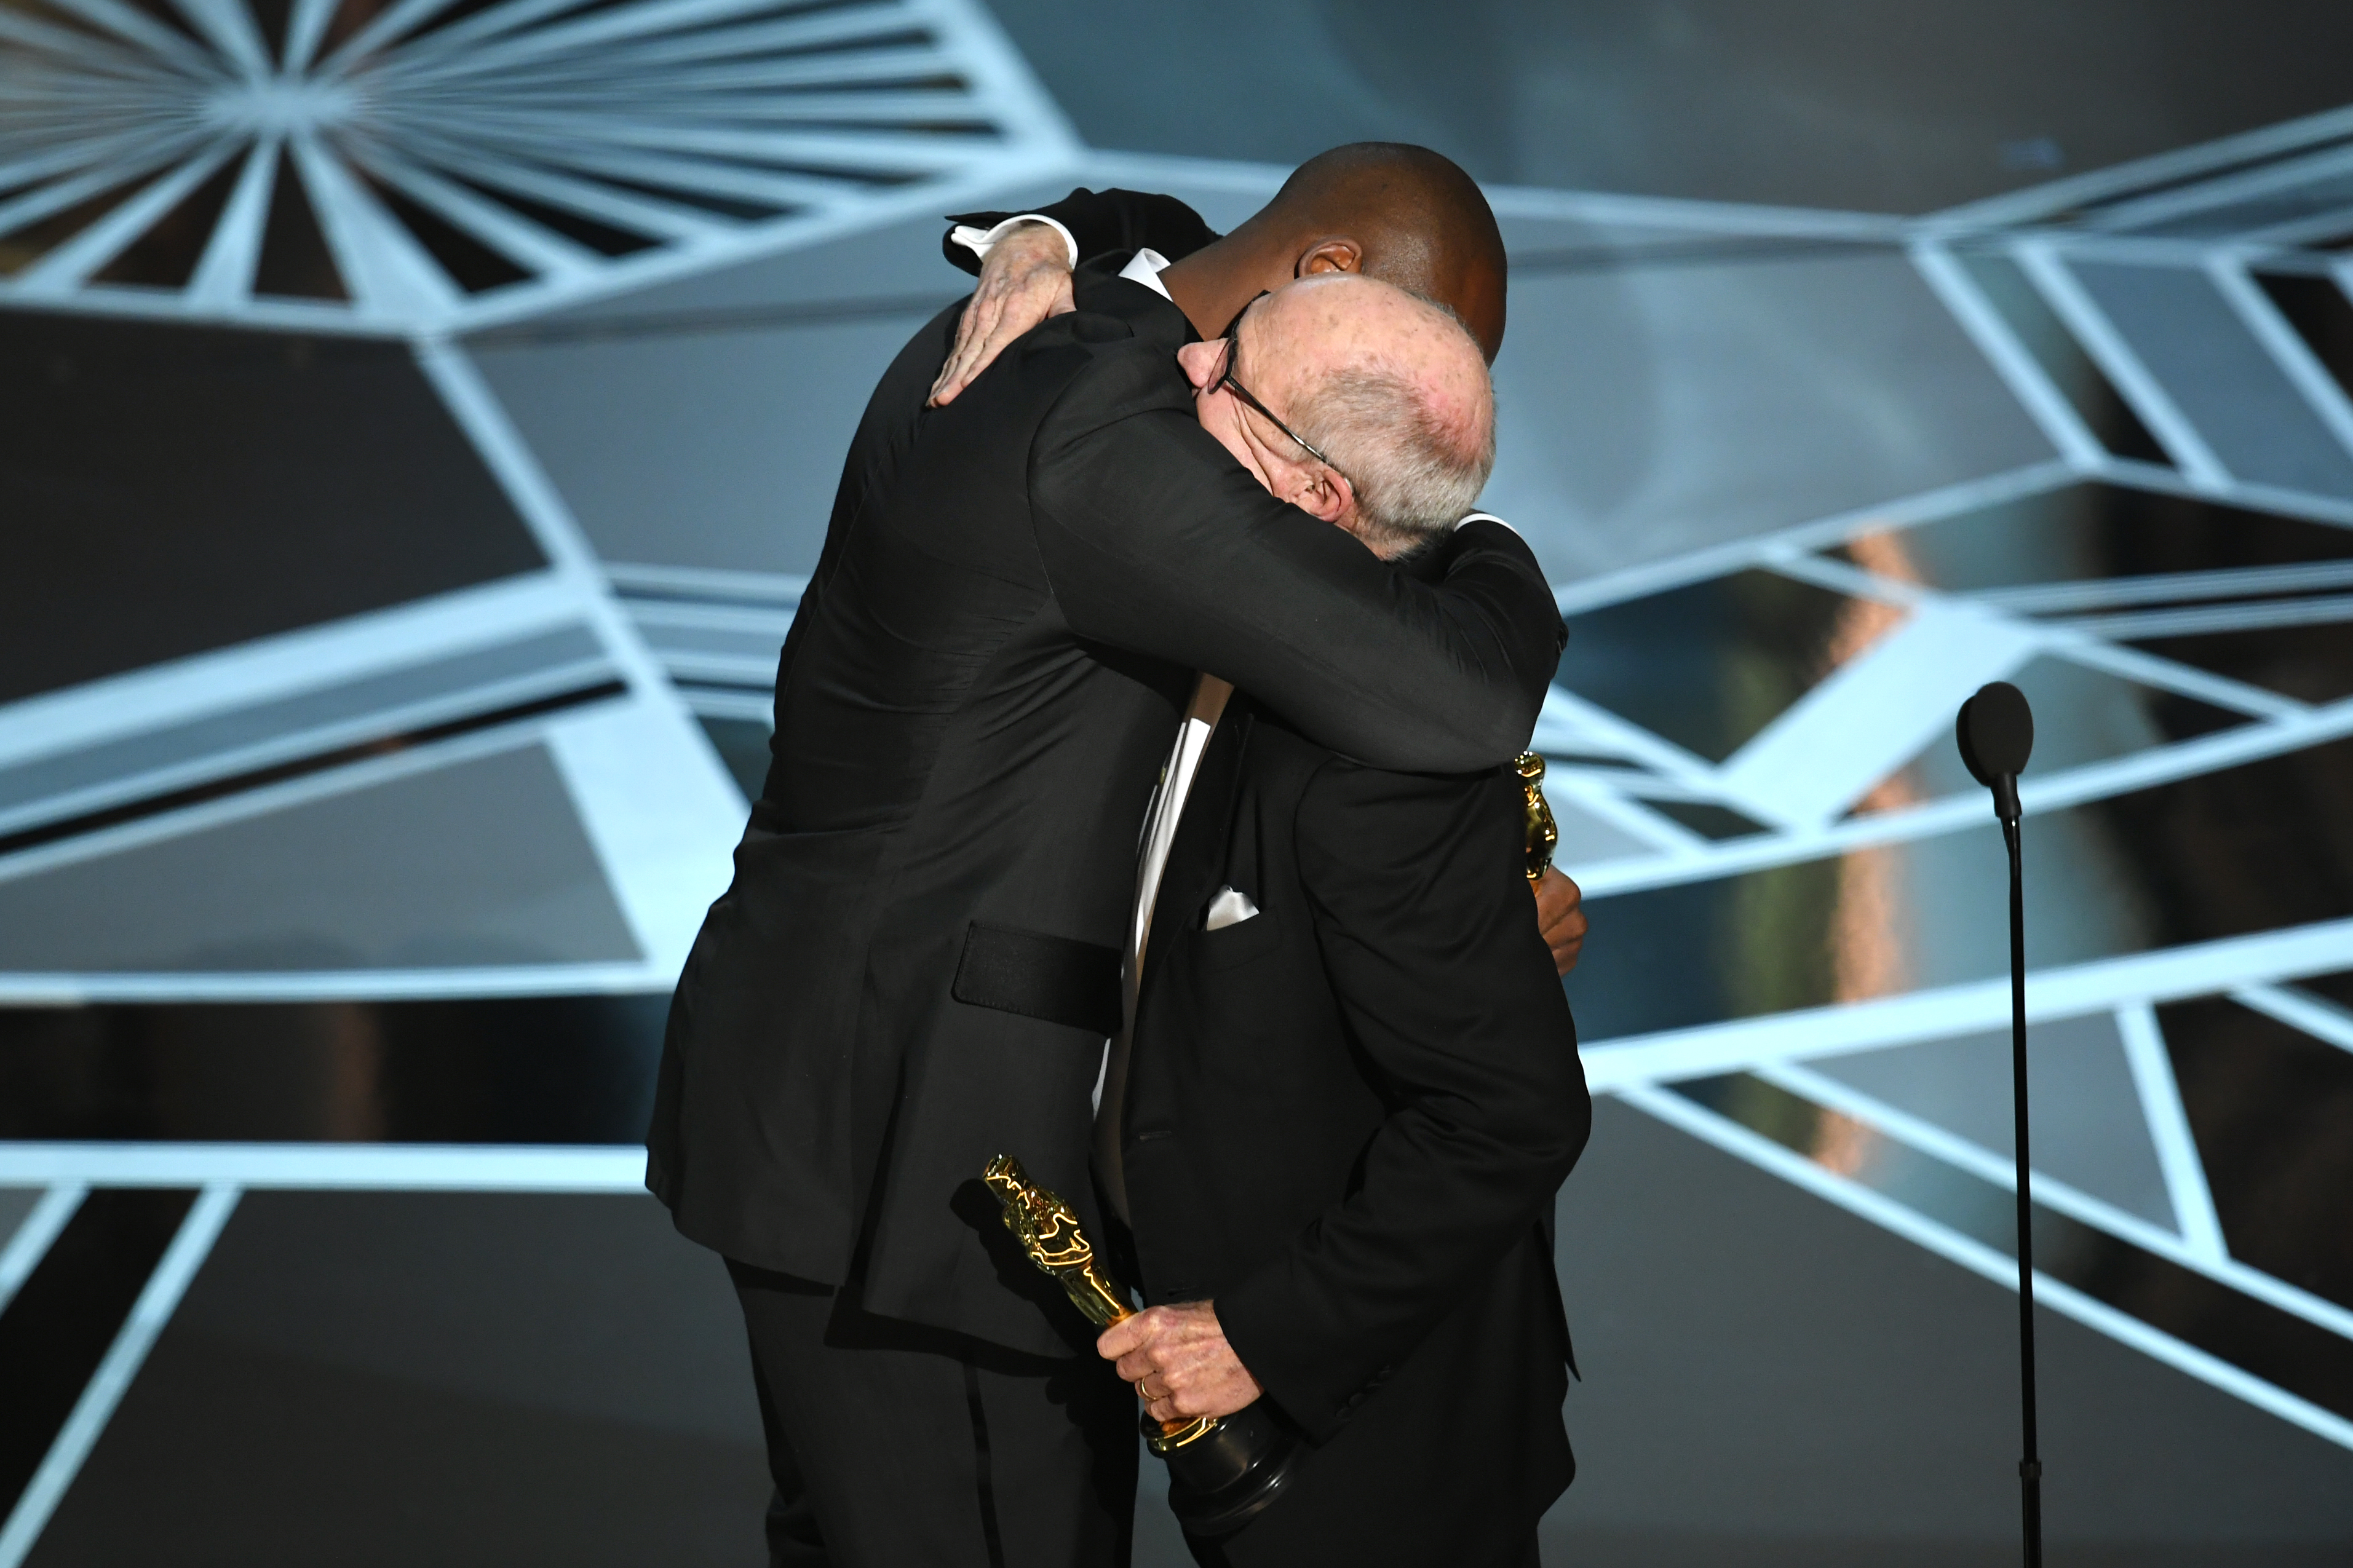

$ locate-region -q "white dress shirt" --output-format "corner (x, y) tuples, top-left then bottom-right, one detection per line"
(1095, 668), (1229, 1220)
(950, 213), (1078, 267)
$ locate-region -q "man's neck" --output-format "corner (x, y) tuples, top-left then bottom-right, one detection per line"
(1158, 234), (1286, 343)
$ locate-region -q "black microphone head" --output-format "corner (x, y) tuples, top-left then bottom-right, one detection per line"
(1957, 681), (2034, 785)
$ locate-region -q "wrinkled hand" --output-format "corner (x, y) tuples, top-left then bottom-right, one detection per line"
(929, 221), (1075, 406)
(1098, 1301), (1263, 1425)
(1534, 866), (1586, 976)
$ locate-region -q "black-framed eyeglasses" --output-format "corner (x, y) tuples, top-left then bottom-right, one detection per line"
(1213, 293), (1344, 478)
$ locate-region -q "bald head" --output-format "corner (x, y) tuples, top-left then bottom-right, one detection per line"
(1181, 273), (1495, 556)
(1236, 143), (1508, 361)
(1157, 143), (1511, 368)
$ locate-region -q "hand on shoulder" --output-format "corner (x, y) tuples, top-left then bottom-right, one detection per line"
(930, 221), (1076, 407)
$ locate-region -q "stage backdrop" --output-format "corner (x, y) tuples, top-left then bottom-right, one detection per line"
(1, 2), (2351, 1564)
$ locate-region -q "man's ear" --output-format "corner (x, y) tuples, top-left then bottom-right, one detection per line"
(1295, 238), (1363, 277)
(1288, 466), (1355, 525)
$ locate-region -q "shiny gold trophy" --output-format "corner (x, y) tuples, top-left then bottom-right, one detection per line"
(1517, 751), (1558, 883)
(982, 1155), (1299, 1537)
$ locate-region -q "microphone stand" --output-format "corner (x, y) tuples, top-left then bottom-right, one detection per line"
(1962, 682), (2041, 1567)
(1997, 780), (2043, 1568)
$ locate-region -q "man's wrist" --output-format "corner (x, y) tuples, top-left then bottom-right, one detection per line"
(948, 213), (1079, 268)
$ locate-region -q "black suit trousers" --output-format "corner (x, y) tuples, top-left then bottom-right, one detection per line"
(728, 1260), (1138, 1568)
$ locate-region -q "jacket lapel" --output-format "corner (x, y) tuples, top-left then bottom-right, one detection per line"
(1137, 699), (1253, 1005)
(1073, 259), (1197, 351)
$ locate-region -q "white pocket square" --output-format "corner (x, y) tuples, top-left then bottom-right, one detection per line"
(1204, 886), (1260, 930)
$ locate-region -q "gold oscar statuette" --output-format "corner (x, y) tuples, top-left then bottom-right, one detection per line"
(980, 1154), (1298, 1537)
(980, 1154), (1215, 1451)
(1517, 751), (1558, 883)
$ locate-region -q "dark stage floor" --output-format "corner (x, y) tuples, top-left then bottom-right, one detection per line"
(4, 0), (2353, 1561)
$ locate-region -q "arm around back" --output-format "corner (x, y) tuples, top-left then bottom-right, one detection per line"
(1213, 758), (1590, 1443)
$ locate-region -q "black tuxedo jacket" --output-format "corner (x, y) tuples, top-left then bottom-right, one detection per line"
(646, 256), (1565, 1355)
(943, 186), (1221, 276)
(1122, 689), (1590, 1564)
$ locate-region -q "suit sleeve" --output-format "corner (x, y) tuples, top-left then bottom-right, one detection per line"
(1027, 347), (1564, 772)
(942, 188), (1220, 275)
(1213, 763), (1592, 1443)
(748, 299), (964, 814)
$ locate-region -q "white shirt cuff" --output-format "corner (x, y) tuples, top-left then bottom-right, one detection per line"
(1456, 510), (1519, 536)
(948, 213), (1079, 269)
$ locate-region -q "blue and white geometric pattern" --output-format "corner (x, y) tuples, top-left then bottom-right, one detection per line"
(3, 10), (2353, 1553)
(1512, 110), (2353, 1454)
(0, 0), (1073, 330)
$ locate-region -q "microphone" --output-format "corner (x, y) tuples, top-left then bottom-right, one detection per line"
(1956, 679), (2044, 1568)
(1957, 679), (2034, 826)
